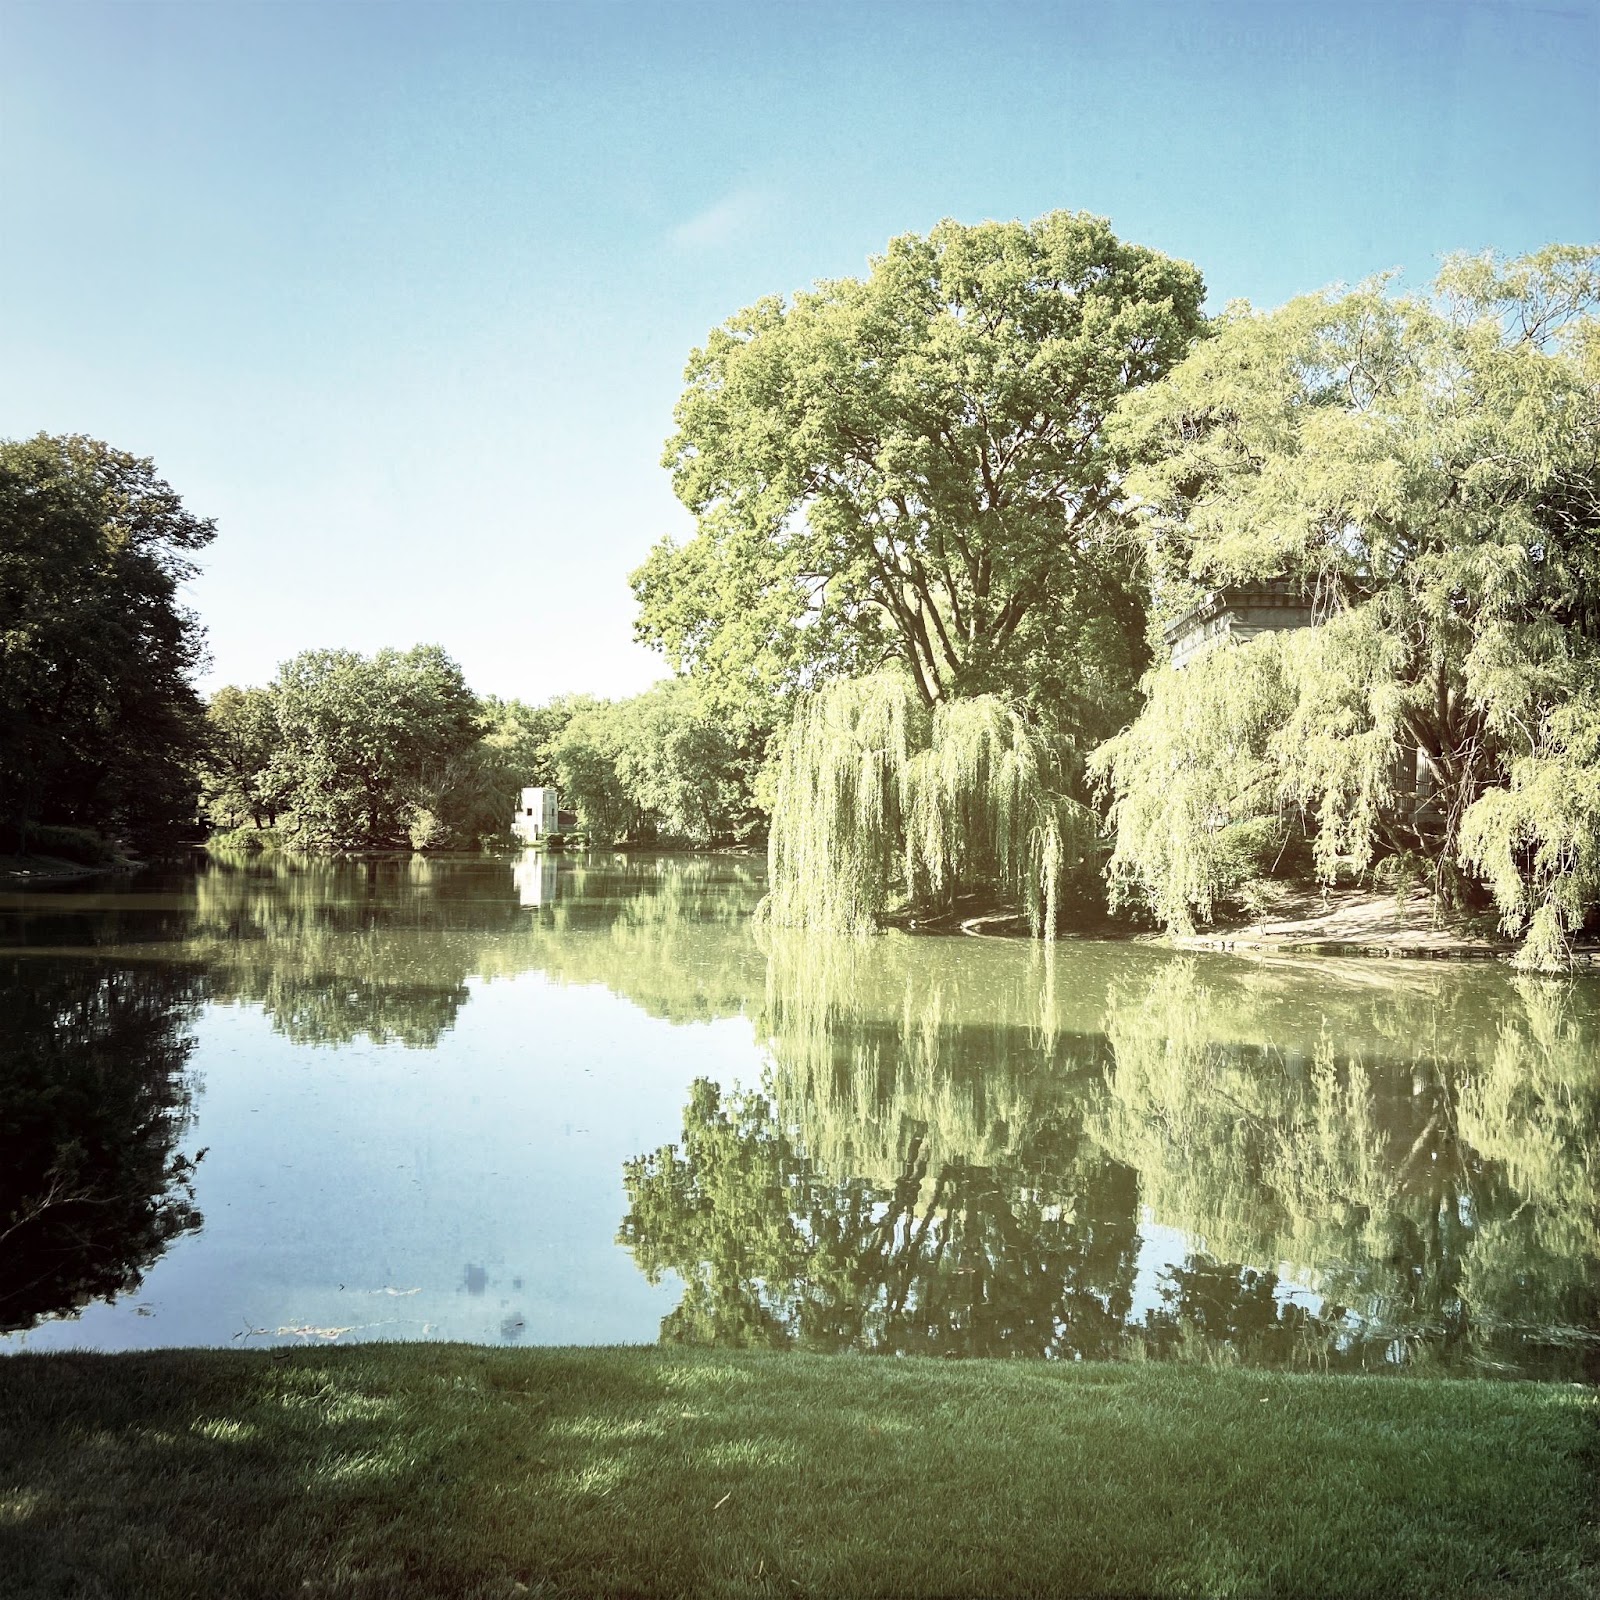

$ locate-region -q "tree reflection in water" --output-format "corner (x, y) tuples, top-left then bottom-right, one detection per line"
(620, 1075), (1139, 1357)
(7, 855), (1592, 1371)
(188, 852), (766, 1045)
(0, 958), (203, 1332)
(621, 936), (1599, 1378)
(1098, 960), (1600, 1378)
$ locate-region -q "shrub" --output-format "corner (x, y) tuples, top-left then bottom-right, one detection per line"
(0, 822), (118, 864)
(206, 826), (281, 856)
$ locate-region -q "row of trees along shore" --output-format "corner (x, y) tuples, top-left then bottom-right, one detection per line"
(4, 212), (1597, 966)
(636, 215), (1600, 970)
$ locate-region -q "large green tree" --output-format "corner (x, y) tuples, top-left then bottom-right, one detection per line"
(264, 645), (483, 849)
(0, 434), (214, 848)
(634, 211), (1208, 741)
(199, 685), (282, 832)
(1095, 247), (1600, 964)
(548, 680), (753, 844)
(476, 694), (590, 792)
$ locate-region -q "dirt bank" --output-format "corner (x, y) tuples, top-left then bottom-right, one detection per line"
(1164, 884), (1598, 963)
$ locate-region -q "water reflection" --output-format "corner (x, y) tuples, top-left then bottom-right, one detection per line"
(188, 852), (764, 1035)
(1, 854), (1594, 1373)
(621, 1076), (1139, 1357)
(0, 958), (203, 1331)
(1097, 960), (1600, 1377)
(621, 934), (1599, 1379)
(4, 852), (767, 1047)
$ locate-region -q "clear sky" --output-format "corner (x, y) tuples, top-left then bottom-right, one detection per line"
(2, 0), (1596, 702)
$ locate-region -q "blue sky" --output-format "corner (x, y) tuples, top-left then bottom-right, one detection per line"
(2, 0), (1596, 701)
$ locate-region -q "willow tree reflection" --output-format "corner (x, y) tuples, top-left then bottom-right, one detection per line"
(501, 853), (767, 1024)
(0, 958), (203, 1332)
(623, 934), (1598, 1376)
(1095, 959), (1600, 1378)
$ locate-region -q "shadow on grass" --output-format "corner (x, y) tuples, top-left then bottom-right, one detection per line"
(0, 1347), (1595, 1599)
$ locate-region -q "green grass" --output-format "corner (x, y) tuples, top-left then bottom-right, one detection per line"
(0, 1347), (1593, 1599)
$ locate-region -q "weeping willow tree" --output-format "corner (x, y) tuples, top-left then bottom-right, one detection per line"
(763, 668), (1097, 935)
(1102, 245), (1600, 967)
(1090, 613), (1410, 934)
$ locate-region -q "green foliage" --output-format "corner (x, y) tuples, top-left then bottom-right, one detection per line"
(1092, 615), (1403, 930)
(1460, 683), (1600, 968)
(764, 667), (1096, 933)
(204, 825), (281, 855)
(0, 433), (213, 848)
(201, 676), (597, 855)
(1090, 640), (1295, 931)
(261, 645), (483, 850)
(476, 693), (588, 792)
(0, 821), (119, 865)
(636, 210), (1206, 733)
(198, 685), (282, 832)
(1101, 245), (1600, 962)
(548, 680), (752, 844)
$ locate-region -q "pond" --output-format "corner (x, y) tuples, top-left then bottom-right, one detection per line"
(1, 852), (1595, 1380)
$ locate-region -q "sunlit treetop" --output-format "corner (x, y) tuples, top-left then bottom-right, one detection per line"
(634, 210), (1208, 741)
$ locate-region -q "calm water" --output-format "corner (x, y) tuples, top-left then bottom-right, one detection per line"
(1, 853), (1595, 1380)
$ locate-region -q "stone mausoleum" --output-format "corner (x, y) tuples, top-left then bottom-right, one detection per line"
(513, 786), (559, 845)
(1163, 578), (1317, 671)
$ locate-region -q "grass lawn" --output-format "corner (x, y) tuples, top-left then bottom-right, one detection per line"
(0, 1346), (1593, 1599)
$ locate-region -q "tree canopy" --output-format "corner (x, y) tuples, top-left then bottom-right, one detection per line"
(0, 434), (214, 848)
(1094, 246), (1600, 964)
(261, 645), (484, 850)
(200, 685), (282, 833)
(548, 679), (754, 845)
(634, 210), (1207, 743)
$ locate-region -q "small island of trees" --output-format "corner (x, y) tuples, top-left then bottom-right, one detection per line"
(5, 213), (1597, 968)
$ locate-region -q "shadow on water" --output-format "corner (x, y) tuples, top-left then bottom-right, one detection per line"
(0, 958), (204, 1332)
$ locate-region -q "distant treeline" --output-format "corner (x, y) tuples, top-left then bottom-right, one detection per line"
(200, 656), (761, 852)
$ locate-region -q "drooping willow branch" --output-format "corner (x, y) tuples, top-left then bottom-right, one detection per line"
(762, 667), (1096, 935)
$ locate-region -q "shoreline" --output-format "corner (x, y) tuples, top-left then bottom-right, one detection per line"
(922, 885), (1599, 966)
(1161, 884), (1600, 964)
(0, 853), (132, 888)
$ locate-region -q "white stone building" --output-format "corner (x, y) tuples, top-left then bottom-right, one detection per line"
(513, 786), (559, 844)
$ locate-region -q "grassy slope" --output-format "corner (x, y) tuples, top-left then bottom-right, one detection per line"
(1, 1347), (1594, 1600)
